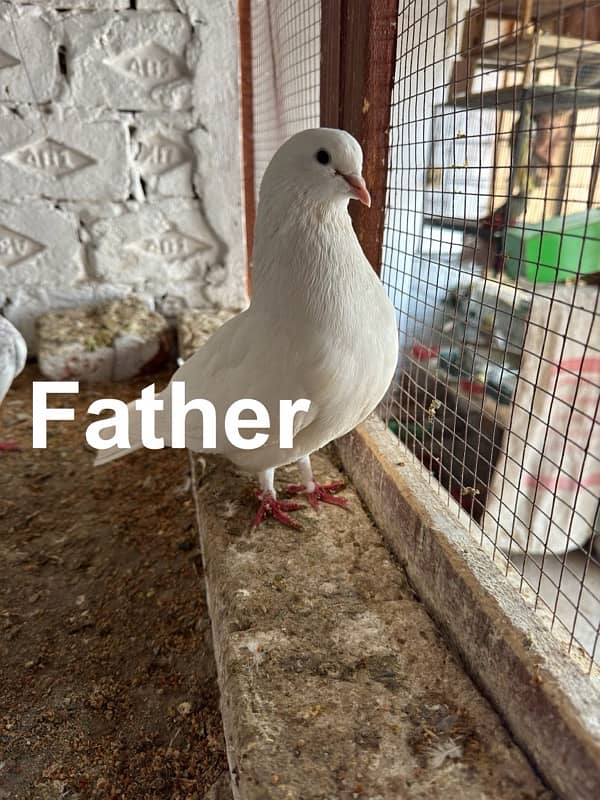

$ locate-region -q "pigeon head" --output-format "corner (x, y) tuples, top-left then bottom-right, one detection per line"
(260, 128), (371, 209)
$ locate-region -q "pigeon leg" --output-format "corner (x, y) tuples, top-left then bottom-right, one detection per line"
(252, 468), (304, 531)
(287, 455), (349, 511)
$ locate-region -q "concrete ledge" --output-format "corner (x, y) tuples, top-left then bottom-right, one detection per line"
(191, 451), (550, 799)
(336, 416), (600, 800)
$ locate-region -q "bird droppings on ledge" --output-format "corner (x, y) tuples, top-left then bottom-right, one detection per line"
(193, 450), (554, 800)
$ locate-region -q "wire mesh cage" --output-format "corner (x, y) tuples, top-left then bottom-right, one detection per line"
(381, 0), (600, 671)
(245, 0), (600, 673)
(251, 0), (321, 196)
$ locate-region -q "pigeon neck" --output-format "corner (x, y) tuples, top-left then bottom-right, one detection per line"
(250, 195), (368, 322)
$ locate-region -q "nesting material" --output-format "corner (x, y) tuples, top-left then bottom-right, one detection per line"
(37, 296), (172, 382)
(177, 308), (236, 361)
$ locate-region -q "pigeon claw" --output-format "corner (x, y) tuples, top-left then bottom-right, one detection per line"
(251, 490), (304, 531)
(287, 481), (349, 511)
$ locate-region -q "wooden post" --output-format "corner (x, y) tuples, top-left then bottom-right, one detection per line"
(320, 0), (399, 274)
(320, 0), (343, 128)
(238, 0), (255, 294)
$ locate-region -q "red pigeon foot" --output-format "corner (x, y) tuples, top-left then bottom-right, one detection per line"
(287, 480), (349, 511)
(251, 490), (304, 531)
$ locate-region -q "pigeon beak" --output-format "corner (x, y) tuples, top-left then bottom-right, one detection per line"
(342, 173), (371, 207)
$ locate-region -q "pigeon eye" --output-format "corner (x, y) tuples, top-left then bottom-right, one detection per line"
(315, 149), (331, 165)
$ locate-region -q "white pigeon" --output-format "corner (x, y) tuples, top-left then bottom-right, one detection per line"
(0, 315), (27, 451)
(96, 128), (399, 529)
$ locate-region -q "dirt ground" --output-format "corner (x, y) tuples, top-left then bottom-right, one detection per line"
(0, 366), (228, 800)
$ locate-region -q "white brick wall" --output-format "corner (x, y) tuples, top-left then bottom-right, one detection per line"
(132, 112), (196, 198)
(0, 106), (130, 201)
(0, 0), (246, 351)
(33, 2), (130, 9)
(62, 11), (194, 111)
(88, 199), (219, 292)
(138, 1), (180, 10)
(0, 201), (83, 294)
(0, 4), (59, 103)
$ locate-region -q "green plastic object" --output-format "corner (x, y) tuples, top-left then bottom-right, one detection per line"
(504, 209), (600, 283)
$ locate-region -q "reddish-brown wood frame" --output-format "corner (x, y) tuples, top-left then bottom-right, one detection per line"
(238, 0), (400, 285)
(239, 0), (256, 293)
(321, 0), (399, 275)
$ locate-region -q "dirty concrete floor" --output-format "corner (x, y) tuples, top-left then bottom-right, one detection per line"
(0, 367), (227, 800)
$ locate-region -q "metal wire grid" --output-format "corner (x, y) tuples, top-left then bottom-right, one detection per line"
(381, 0), (600, 671)
(251, 0), (321, 199)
